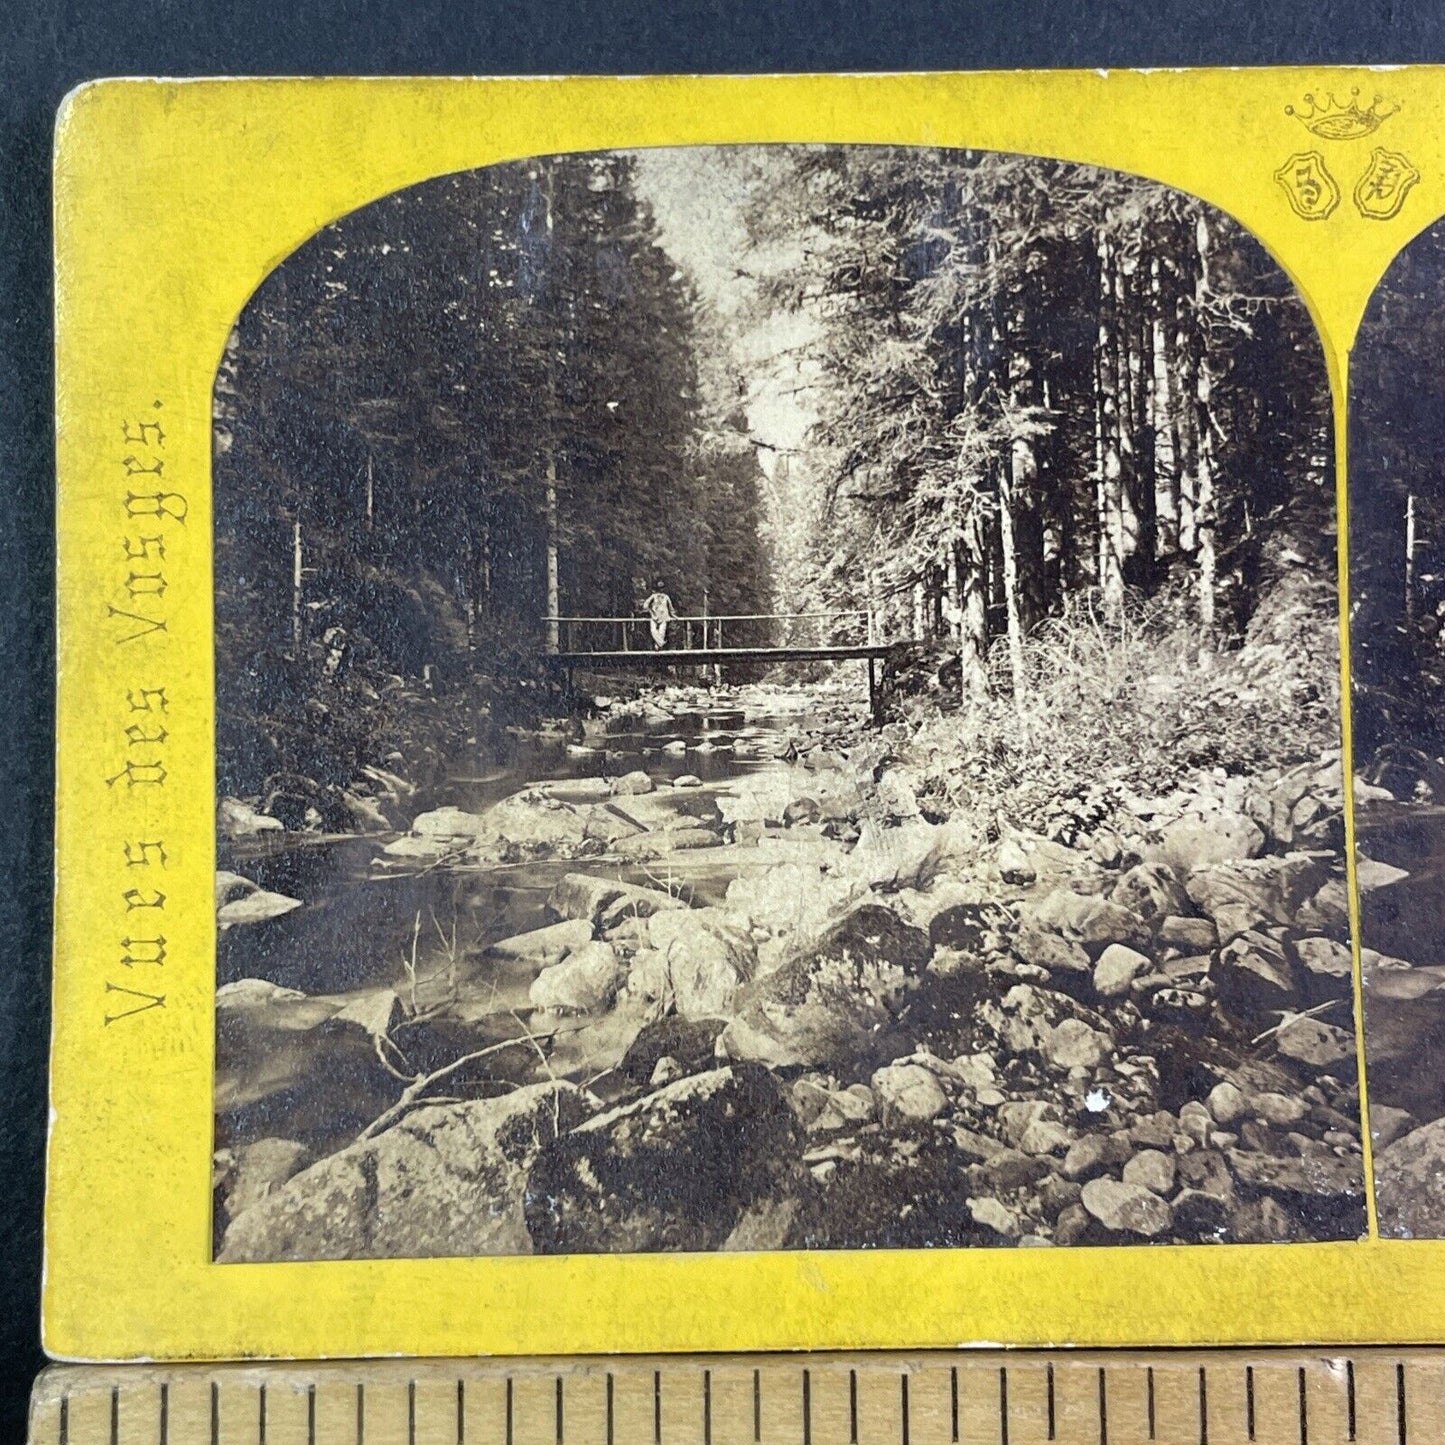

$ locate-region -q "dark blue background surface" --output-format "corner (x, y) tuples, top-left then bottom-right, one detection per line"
(6, 3), (1445, 1438)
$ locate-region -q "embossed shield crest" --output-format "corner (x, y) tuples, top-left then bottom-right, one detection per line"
(1354, 146), (1421, 219)
(1273, 151), (1340, 220)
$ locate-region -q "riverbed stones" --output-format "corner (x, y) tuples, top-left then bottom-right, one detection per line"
(1157, 915), (1218, 956)
(1375, 1119), (1445, 1236)
(1294, 936), (1353, 1002)
(412, 805), (490, 840)
(871, 1063), (948, 1130)
(529, 942), (625, 1014)
(1080, 1177), (1172, 1236)
(524, 1066), (801, 1253)
(1160, 811), (1265, 874)
(215, 1138), (311, 1226)
(610, 771), (655, 796)
(1042, 1018), (1112, 1071)
(1093, 944), (1152, 999)
(648, 909), (755, 1018)
(1111, 863), (1190, 922)
(1206, 1081), (1246, 1126)
(219, 1082), (597, 1262)
(485, 919), (594, 968)
(1121, 1149), (1176, 1196)
(1274, 1017), (1355, 1071)
(1184, 854), (1329, 941)
(1213, 930), (1300, 1018)
(1023, 890), (1151, 952)
(547, 873), (687, 927)
(1370, 1105), (1416, 1152)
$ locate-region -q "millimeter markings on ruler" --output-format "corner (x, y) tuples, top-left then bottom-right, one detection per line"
(27, 1349), (1445, 1445)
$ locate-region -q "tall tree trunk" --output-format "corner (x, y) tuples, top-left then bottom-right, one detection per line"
(545, 456), (560, 653)
(1000, 458), (1026, 707)
(1192, 214), (1217, 642)
(1097, 238), (1126, 620)
(1150, 257), (1182, 554)
(959, 523), (989, 697)
(1406, 492), (1418, 627)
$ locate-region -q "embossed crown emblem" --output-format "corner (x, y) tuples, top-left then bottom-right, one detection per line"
(1285, 87), (1399, 140)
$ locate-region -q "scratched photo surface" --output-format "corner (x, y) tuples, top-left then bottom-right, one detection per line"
(210, 145), (1364, 1262)
(1350, 217), (1445, 1239)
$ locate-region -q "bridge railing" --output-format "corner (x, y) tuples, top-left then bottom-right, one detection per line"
(543, 610), (876, 655)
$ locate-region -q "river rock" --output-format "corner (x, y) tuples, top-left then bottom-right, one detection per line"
(995, 835), (1037, 886)
(1274, 1017), (1356, 1071)
(218, 1082), (597, 1262)
(724, 863), (859, 941)
(547, 873), (687, 928)
(485, 919), (594, 968)
(411, 805), (490, 840)
(1171, 1188), (1232, 1240)
(871, 1063), (948, 1130)
(1011, 924), (1092, 990)
(1122, 1148), (1176, 1195)
(217, 886), (303, 931)
(1296, 878), (1352, 937)
(1061, 1133), (1131, 1182)
(219, 797), (284, 837)
(1157, 915), (1219, 956)
(1376, 1119), (1445, 1236)
(1023, 890), (1151, 952)
(1093, 944), (1152, 999)
(968, 1196), (1022, 1239)
(524, 1066), (801, 1252)
(1250, 1092), (1308, 1127)
(1184, 854), (1329, 941)
(215, 1138), (311, 1225)
(726, 904), (929, 1068)
(1042, 1018), (1112, 1071)
(1213, 929), (1300, 1019)
(1295, 936), (1354, 1003)
(1206, 1081), (1246, 1126)
(673, 774), (703, 788)
(648, 908), (755, 1018)
(1080, 1177), (1172, 1236)
(1112, 864), (1190, 922)
(1227, 1148), (1364, 1215)
(610, 771), (656, 797)
(529, 942), (625, 1014)
(1160, 812), (1265, 874)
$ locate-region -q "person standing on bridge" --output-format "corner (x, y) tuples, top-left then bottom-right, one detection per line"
(642, 582), (677, 649)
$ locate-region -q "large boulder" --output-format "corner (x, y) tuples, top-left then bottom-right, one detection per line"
(1111, 863), (1190, 923)
(218, 1083), (597, 1262)
(529, 942), (625, 1014)
(1376, 1119), (1445, 1237)
(1080, 1177), (1172, 1237)
(723, 863), (861, 942)
(647, 908), (756, 1019)
(725, 905), (930, 1068)
(214, 1138), (311, 1228)
(1159, 812), (1265, 874)
(484, 919), (594, 969)
(871, 1063), (948, 1130)
(1184, 854), (1329, 941)
(1021, 889), (1151, 953)
(547, 873), (688, 928)
(1213, 930), (1301, 1020)
(524, 1066), (802, 1252)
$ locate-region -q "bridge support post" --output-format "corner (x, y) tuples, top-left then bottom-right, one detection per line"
(867, 656), (882, 726)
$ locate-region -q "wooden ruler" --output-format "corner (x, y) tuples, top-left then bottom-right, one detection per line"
(27, 1350), (1445, 1445)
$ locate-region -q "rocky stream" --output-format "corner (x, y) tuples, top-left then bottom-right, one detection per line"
(212, 678), (1373, 1260)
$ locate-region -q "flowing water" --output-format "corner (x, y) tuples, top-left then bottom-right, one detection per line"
(218, 683), (852, 1000)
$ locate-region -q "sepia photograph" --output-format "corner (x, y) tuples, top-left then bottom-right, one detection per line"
(210, 144), (1364, 1261)
(1349, 218), (1445, 1238)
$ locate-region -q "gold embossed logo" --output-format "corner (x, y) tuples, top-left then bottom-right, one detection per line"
(1273, 151), (1341, 220)
(1286, 88), (1399, 140)
(1353, 146), (1421, 219)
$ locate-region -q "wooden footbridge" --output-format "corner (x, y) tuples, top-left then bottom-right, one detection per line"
(541, 610), (907, 720)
